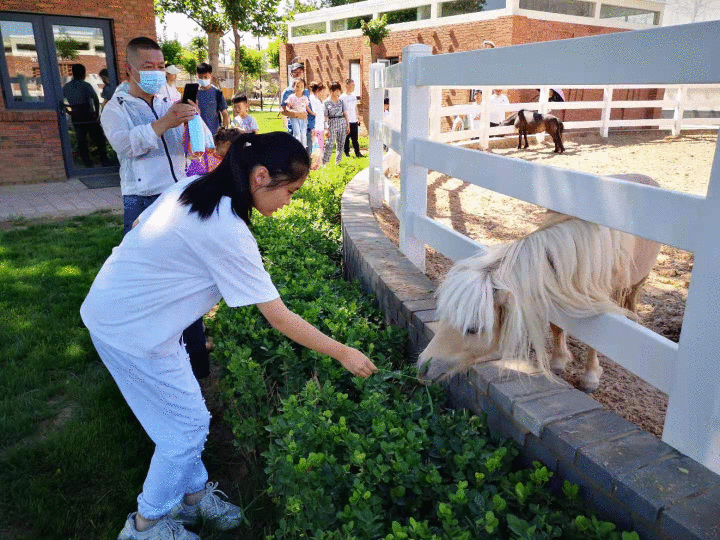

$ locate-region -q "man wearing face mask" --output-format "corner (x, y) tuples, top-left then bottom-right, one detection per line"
(100, 36), (198, 235)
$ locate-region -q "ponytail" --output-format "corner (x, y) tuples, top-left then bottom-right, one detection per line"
(179, 131), (310, 224)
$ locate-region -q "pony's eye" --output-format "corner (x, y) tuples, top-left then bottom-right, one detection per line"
(465, 327), (478, 335)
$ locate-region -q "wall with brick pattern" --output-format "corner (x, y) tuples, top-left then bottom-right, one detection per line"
(284, 16), (661, 134)
(1, 0), (156, 185)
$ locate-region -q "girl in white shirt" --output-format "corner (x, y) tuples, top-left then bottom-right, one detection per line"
(81, 131), (377, 540)
(309, 81), (328, 156)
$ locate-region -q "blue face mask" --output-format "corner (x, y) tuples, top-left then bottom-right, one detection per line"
(131, 66), (166, 95)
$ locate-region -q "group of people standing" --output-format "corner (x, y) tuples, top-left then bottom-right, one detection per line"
(280, 62), (364, 167)
(82, 36), (377, 540)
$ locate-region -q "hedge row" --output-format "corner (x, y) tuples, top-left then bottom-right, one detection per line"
(208, 161), (639, 540)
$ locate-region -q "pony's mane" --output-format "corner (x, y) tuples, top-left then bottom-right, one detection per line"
(436, 216), (634, 373)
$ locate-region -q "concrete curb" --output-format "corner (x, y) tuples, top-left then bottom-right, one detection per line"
(341, 167), (720, 540)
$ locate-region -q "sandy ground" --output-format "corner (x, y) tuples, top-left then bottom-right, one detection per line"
(373, 130), (718, 438)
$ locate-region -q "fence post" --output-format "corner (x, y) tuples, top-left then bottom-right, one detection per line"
(601, 86), (612, 138)
(672, 86), (685, 136)
(480, 86), (491, 150)
(663, 134), (720, 474)
(537, 86), (549, 143)
(368, 63), (384, 209)
(399, 43), (432, 273)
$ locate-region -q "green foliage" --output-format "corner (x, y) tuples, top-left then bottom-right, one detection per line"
(55, 33), (82, 61)
(238, 46), (265, 79)
(159, 38), (184, 66)
(266, 38), (282, 69)
(361, 14), (390, 46)
(208, 158), (641, 539)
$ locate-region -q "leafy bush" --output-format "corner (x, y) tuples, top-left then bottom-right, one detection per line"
(209, 160), (639, 539)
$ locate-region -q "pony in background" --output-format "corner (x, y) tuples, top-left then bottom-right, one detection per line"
(418, 174), (661, 392)
(502, 110), (565, 153)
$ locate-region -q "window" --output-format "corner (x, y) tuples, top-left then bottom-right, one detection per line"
(349, 60), (361, 97)
(330, 19), (347, 32)
(0, 19), (47, 105)
(381, 5), (432, 24)
(292, 21), (326, 38)
(347, 15), (373, 30)
(439, 0), (486, 17)
(519, 0), (594, 17)
(600, 4), (659, 25)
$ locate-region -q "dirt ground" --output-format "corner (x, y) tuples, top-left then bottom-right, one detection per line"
(373, 130), (718, 438)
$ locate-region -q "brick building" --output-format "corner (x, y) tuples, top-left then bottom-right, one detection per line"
(282, 0), (665, 131)
(0, 0), (156, 185)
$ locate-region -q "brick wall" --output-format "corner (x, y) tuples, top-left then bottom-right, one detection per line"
(285, 15), (661, 132)
(1, 0), (156, 185)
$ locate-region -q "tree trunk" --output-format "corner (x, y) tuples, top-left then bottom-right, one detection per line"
(207, 31), (221, 81)
(233, 25), (242, 96)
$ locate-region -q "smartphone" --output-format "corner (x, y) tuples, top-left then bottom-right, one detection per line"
(182, 83), (199, 104)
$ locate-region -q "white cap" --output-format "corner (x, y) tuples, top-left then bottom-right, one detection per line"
(165, 65), (182, 75)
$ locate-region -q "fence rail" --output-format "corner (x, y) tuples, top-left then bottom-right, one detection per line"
(431, 83), (720, 148)
(367, 20), (720, 474)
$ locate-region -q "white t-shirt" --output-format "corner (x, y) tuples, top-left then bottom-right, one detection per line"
(81, 177), (279, 356)
(340, 93), (358, 123)
(309, 95), (325, 130)
(158, 83), (181, 103)
(489, 93), (510, 125)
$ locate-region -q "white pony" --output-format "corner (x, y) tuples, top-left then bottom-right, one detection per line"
(418, 174), (661, 393)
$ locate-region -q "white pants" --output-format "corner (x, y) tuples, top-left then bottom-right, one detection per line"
(91, 334), (210, 520)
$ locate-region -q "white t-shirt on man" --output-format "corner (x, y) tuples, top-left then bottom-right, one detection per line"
(489, 93), (510, 125)
(81, 176), (279, 357)
(340, 92), (358, 123)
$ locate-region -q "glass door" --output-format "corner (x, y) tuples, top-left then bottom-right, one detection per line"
(43, 16), (119, 177)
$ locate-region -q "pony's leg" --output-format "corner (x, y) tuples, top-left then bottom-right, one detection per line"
(580, 347), (603, 393)
(523, 128), (529, 149)
(550, 323), (573, 375)
(517, 130), (523, 149)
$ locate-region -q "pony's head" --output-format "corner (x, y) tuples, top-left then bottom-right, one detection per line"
(418, 251), (513, 380)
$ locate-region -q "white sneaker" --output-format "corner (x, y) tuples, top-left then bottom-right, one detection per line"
(117, 513), (199, 540)
(170, 482), (244, 531)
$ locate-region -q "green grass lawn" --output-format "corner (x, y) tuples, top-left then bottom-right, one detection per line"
(0, 213), (249, 540)
(0, 212), (155, 539)
(249, 109), (285, 133)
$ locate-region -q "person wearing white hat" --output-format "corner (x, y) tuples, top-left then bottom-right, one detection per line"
(158, 64), (182, 103)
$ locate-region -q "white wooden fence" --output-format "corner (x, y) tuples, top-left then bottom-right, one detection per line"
(431, 83), (720, 149)
(367, 21), (720, 474)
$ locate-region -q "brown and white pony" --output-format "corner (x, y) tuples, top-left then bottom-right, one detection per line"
(418, 174), (661, 392)
(503, 110), (565, 153)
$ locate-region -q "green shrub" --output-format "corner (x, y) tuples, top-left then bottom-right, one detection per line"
(209, 159), (639, 539)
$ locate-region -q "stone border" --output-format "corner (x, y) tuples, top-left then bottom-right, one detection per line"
(341, 168), (720, 540)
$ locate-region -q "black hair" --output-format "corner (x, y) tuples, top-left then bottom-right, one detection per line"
(383, 97), (389, 105)
(232, 93), (248, 104)
(126, 37), (161, 57)
(214, 126), (242, 147)
(311, 81), (325, 93)
(99, 68), (109, 78)
(329, 81), (342, 92)
(197, 62), (213, 75)
(179, 131), (310, 224)
(72, 63), (86, 79)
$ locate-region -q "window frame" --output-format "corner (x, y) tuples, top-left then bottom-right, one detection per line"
(0, 11), (56, 110)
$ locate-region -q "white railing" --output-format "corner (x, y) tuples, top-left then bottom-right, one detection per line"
(430, 84), (720, 149)
(367, 21), (720, 474)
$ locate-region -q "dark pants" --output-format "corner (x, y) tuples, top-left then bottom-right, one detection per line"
(344, 122), (361, 157)
(74, 120), (109, 167)
(307, 129), (313, 157)
(123, 194), (160, 236)
(123, 194), (210, 380)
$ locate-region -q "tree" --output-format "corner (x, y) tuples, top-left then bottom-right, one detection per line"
(159, 39), (184, 66)
(221, 0), (282, 94)
(266, 38), (282, 70)
(155, 0), (227, 77)
(56, 33), (82, 62)
(237, 46), (265, 94)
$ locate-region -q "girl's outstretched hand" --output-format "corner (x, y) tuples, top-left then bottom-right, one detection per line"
(339, 347), (378, 378)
